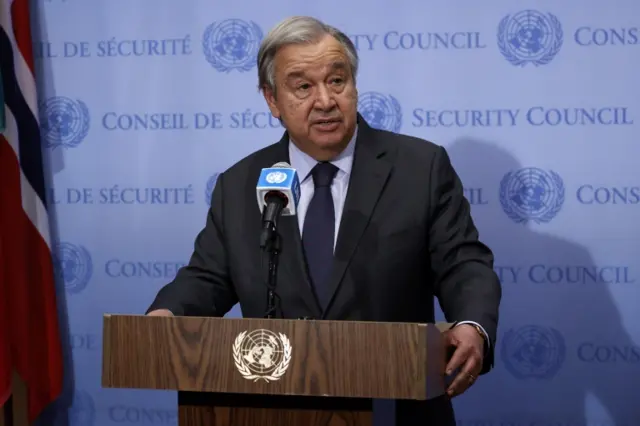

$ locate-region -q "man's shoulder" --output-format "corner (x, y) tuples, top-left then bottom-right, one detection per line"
(371, 126), (445, 162)
(220, 141), (282, 180)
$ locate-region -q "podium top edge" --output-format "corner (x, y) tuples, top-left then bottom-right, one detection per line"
(101, 314), (453, 329)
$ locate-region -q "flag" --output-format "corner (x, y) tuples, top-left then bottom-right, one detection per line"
(0, 0), (64, 422)
(0, 66), (5, 131)
(0, 205), (11, 409)
(0, 57), (11, 411)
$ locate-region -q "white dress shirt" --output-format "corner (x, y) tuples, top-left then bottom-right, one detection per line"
(289, 127), (357, 249)
(287, 127), (490, 350)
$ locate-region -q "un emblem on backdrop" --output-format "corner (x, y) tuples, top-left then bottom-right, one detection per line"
(39, 96), (90, 149)
(501, 325), (566, 380)
(233, 329), (292, 383)
(497, 10), (563, 67)
(205, 173), (220, 205)
(202, 19), (263, 72)
(499, 167), (564, 224)
(357, 92), (402, 133)
(52, 242), (93, 294)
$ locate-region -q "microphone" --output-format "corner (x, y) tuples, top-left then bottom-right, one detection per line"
(256, 162), (300, 319)
(256, 162), (301, 248)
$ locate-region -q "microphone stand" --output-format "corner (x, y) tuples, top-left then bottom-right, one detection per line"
(260, 193), (286, 318)
(263, 230), (280, 319)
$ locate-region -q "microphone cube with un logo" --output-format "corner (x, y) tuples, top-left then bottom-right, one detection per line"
(256, 167), (301, 216)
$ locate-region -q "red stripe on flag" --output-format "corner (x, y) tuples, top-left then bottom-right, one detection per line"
(9, 0), (35, 74)
(0, 134), (63, 421)
(0, 229), (12, 408)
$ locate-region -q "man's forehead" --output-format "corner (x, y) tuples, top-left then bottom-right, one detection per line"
(283, 59), (348, 77)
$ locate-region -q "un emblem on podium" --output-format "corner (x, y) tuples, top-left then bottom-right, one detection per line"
(233, 329), (292, 382)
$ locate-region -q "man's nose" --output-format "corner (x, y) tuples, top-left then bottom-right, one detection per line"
(314, 85), (336, 110)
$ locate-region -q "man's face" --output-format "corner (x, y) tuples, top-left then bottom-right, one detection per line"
(263, 34), (358, 161)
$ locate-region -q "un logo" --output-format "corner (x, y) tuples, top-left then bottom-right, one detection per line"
(499, 167), (564, 224)
(52, 242), (93, 294)
(202, 19), (263, 72)
(39, 96), (90, 149)
(266, 171), (287, 184)
(205, 173), (220, 205)
(357, 92), (402, 133)
(497, 10), (563, 67)
(59, 390), (95, 426)
(501, 325), (566, 380)
(233, 329), (292, 383)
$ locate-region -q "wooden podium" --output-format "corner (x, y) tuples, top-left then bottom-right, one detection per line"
(101, 314), (450, 426)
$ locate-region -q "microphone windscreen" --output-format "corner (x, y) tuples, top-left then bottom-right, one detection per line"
(256, 164), (301, 216)
(272, 161), (291, 168)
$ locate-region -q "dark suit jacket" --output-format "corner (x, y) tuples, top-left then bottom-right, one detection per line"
(147, 115), (501, 424)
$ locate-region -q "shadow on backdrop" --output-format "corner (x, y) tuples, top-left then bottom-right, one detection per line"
(29, 3), (75, 425)
(445, 137), (638, 425)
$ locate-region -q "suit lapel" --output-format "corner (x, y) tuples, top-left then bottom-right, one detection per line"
(322, 119), (394, 317)
(254, 134), (322, 318)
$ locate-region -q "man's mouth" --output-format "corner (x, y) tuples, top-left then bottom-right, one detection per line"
(313, 118), (341, 124)
(312, 119), (341, 131)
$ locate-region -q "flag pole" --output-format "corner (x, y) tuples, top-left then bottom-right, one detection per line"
(0, 373), (28, 426)
(0, 397), (9, 426)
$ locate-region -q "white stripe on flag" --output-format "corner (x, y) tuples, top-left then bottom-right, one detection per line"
(2, 106), (51, 248)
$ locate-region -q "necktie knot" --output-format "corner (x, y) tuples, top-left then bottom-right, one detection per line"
(311, 162), (338, 188)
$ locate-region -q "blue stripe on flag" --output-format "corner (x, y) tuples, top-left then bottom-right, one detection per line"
(0, 66), (5, 132)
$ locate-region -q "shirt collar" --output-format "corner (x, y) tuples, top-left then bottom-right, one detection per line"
(288, 126), (358, 182)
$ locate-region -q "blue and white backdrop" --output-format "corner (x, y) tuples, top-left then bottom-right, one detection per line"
(32, 0), (639, 425)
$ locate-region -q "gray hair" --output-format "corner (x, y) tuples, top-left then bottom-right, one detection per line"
(257, 16), (359, 94)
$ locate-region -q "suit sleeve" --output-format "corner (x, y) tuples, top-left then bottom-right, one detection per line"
(427, 146), (502, 374)
(146, 172), (238, 317)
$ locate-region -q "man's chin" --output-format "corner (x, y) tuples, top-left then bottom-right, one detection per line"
(311, 135), (347, 150)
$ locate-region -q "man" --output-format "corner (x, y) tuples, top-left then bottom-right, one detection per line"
(147, 16), (501, 424)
